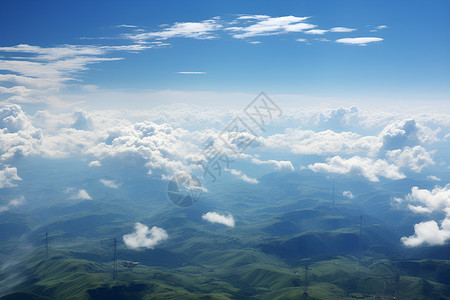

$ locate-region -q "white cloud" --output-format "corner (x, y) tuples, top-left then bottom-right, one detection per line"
(177, 72), (206, 74)
(249, 41), (261, 44)
(401, 186), (450, 247)
(330, 27), (356, 32)
(126, 19), (222, 42)
(0, 196), (25, 213)
(305, 29), (328, 35)
(376, 25), (388, 30)
(386, 146), (434, 172)
(123, 222), (168, 249)
(99, 179), (119, 189)
(202, 212), (235, 227)
(89, 160), (102, 167)
(70, 189), (92, 200)
(251, 158), (294, 171)
(228, 169), (258, 184)
(343, 191), (354, 199)
(0, 166), (22, 188)
(405, 185), (450, 214)
(308, 156), (405, 182)
(116, 24), (138, 28)
(401, 218), (450, 247)
(336, 37), (383, 45)
(296, 38), (308, 42)
(229, 15), (316, 39)
(427, 175), (441, 181)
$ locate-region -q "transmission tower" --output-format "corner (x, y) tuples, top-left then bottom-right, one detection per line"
(45, 232), (48, 258)
(303, 265), (311, 295)
(113, 237), (117, 280)
(359, 215), (363, 262)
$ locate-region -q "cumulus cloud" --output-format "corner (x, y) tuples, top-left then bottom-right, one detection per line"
(386, 146), (434, 172)
(343, 191), (354, 199)
(69, 189), (92, 200)
(0, 196), (25, 213)
(0, 166), (22, 188)
(400, 185), (450, 247)
(336, 37), (383, 45)
(405, 185), (450, 214)
(305, 29), (328, 35)
(308, 156), (405, 182)
(99, 179), (119, 189)
(202, 212), (235, 227)
(123, 222), (168, 249)
(89, 160), (101, 167)
(401, 218), (450, 247)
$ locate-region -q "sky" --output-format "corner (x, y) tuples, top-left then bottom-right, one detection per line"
(0, 0), (449, 109)
(0, 0), (450, 248)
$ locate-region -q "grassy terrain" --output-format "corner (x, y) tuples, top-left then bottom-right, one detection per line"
(1, 165), (450, 299)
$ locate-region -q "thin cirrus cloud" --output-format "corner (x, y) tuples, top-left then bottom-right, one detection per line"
(330, 27), (356, 32)
(336, 37), (383, 45)
(177, 72), (206, 74)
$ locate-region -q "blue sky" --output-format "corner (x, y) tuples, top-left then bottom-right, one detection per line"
(1, 0), (449, 105)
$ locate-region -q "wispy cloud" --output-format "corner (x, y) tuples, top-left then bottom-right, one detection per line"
(0, 196), (25, 213)
(123, 222), (168, 249)
(228, 168), (258, 184)
(202, 212), (235, 227)
(330, 27), (356, 33)
(336, 37), (383, 45)
(99, 179), (119, 189)
(343, 191), (354, 199)
(305, 29), (328, 35)
(177, 71), (206, 74)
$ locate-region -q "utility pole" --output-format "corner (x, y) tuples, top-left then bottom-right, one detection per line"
(113, 238), (117, 280)
(45, 232), (48, 258)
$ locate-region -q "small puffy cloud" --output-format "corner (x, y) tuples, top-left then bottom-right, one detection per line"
(228, 169), (258, 184)
(0, 166), (22, 188)
(336, 37), (383, 45)
(401, 218), (450, 247)
(308, 156), (405, 182)
(343, 191), (354, 199)
(123, 222), (168, 249)
(89, 160), (101, 167)
(251, 158), (294, 171)
(70, 189), (92, 200)
(330, 27), (356, 32)
(0, 196), (25, 213)
(99, 179), (119, 189)
(202, 212), (235, 227)
(376, 25), (388, 30)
